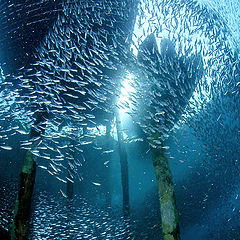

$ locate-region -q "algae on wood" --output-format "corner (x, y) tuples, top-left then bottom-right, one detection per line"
(151, 146), (180, 240)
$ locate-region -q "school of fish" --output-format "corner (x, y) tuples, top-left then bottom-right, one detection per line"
(0, 0), (239, 193)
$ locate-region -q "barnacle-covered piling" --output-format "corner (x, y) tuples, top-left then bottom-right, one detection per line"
(151, 145), (180, 240)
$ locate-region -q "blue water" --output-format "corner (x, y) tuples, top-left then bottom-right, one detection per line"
(0, 0), (240, 239)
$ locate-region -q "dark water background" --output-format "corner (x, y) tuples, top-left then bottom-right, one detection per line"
(1, 116), (240, 239)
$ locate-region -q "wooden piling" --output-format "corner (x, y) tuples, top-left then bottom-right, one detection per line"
(115, 111), (130, 217)
(11, 107), (48, 240)
(11, 151), (36, 240)
(151, 146), (180, 240)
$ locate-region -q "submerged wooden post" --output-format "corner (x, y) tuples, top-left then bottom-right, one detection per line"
(11, 151), (36, 240)
(151, 145), (180, 240)
(66, 140), (75, 200)
(115, 111), (130, 217)
(104, 123), (112, 207)
(66, 170), (74, 200)
(11, 107), (48, 240)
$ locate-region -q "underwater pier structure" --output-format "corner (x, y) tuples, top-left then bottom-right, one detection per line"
(11, 150), (36, 240)
(115, 111), (130, 217)
(11, 108), (48, 240)
(1, 0), (237, 239)
(151, 146), (181, 240)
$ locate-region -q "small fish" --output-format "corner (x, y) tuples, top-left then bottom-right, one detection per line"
(60, 189), (68, 198)
(101, 149), (114, 154)
(66, 175), (74, 183)
(56, 177), (67, 184)
(92, 182), (101, 186)
(38, 165), (47, 170)
(128, 137), (144, 143)
(217, 114), (222, 121)
(16, 129), (28, 135)
(162, 145), (170, 150)
(0, 146), (12, 150)
(93, 146), (102, 150)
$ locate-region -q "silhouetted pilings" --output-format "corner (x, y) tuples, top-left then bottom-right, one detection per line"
(115, 111), (130, 217)
(66, 169), (74, 200)
(104, 123), (112, 207)
(11, 107), (48, 240)
(66, 139), (75, 200)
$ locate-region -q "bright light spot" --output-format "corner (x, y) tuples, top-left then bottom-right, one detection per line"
(117, 72), (135, 118)
(112, 117), (128, 142)
(87, 125), (106, 136)
(59, 125), (107, 136)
